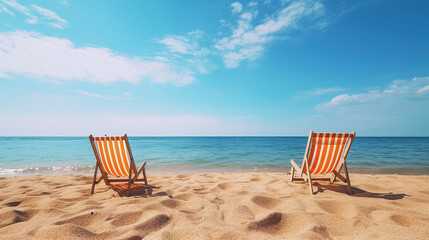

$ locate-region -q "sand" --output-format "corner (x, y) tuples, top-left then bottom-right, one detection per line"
(0, 172), (428, 240)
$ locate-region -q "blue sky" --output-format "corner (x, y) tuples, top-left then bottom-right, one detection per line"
(0, 0), (428, 136)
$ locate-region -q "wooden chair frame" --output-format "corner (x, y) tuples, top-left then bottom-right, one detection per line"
(89, 134), (148, 196)
(290, 130), (355, 195)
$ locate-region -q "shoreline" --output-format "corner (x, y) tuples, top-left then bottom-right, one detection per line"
(1, 172), (428, 239)
(2, 167), (429, 178)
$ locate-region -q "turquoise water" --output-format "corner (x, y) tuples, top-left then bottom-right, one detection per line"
(0, 137), (428, 176)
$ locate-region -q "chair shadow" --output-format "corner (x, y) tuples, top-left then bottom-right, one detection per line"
(312, 182), (409, 200)
(110, 184), (172, 198)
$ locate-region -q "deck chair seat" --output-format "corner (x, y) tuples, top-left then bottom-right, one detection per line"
(89, 134), (148, 196)
(290, 130), (356, 195)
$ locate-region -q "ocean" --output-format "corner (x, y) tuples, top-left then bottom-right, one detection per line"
(0, 137), (428, 177)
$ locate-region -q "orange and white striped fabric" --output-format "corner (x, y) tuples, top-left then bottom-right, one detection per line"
(303, 133), (350, 175)
(93, 136), (131, 177)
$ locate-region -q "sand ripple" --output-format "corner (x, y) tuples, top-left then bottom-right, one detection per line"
(0, 173), (428, 239)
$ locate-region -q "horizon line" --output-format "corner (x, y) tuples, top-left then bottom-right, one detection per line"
(1, 135), (428, 138)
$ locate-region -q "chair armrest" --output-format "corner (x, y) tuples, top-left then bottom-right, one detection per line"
(290, 159), (302, 175)
(133, 161), (146, 180)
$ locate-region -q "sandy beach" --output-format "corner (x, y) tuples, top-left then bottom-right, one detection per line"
(0, 172), (428, 239)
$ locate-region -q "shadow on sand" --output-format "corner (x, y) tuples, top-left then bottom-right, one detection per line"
(110, 184), (172, 198)
(313, 182), (409, 200)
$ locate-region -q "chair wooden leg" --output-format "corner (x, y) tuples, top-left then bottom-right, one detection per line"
(343, 161), (353, 195)
(127, 165), (133, 197)
(303, 157), (313, 195)
(332, 170), (347, 183)
(331, 164), (343, 183)
(91, 163), (98, 195)
(290, 167), (295, 182)
(127, 184), (131, 197)
(308, 175), (314, 195)
(133, 161), (146, 181)
(306, 169), (313, 195)
(143, 167), (148, 186)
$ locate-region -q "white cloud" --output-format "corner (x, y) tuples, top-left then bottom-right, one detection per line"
(31, 92), (70, 100)
(416, 85), (429, 95)
(263, 0), (272, 5)
(60, 0), (69, 6)
(316, 77), (429, 110)
(159, 1), (330, 71)
(302, 77), (429, 136)
(159, 31), (214, 74)
(160, 37), (189, 54)
(0, 4), (14, 15)
(216, 1), (325, 68)
(49, 22), (64, 28)
(0, 31), (197, 86)
(159, 30), (209, 57)
(26, 15), (38, 24)
(318, 92), (376, 108)
(248, 2), (258, 7)
(154, 56), (169, 62)
(231, 2), (243, 14)
(74, 90), (132, 100)
(293, 87), (344, 99)
(2, 0), (29, 15)
(223, 45), (263, 68)
(1, 1), (67, 28)
(0, 72), (11, 78)
(32, 4), (67, 28)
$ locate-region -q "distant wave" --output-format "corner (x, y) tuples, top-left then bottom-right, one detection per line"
(1, 165), (429, 177)
(0, 164), (292, 177)
(0, 165), (95, 176)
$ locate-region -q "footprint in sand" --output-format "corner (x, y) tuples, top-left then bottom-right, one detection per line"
(248, 212), (283, 233)
(55, 212), (108, 228)
(217, 183), (232, 190)
(224, 205), (254, 223)
(11, 210), (31, 223)
(110, 211), (142, 227)
(4, 201), (21, 207)
(390, 214), (414, 227)
(251, 196), (281, 209)
(161, 199), (180, 209)
(174, 193), (193, 201)
(316, 200), (358, 218)
(210, 197), (225, 205)
(134, 214), (171, 236)
(295, 224), (331, 239)
(35, 224), (96, 239)
(0, 209), (35, 228)
(175, 175), (189, 180)
(126, 236), (143, 240)
(234, 205), (254, 219)
(30, 191), (50, 196)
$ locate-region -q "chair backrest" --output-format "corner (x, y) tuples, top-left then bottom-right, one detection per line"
(303, 132), (355, 175)
(90, 135), (133, 177)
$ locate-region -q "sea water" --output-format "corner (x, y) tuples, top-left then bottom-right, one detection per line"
(0, 137), (428, 177)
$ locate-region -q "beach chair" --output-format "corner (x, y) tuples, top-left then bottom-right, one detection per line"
(89, 134), (148, 196)
(290, 131), (356, 195)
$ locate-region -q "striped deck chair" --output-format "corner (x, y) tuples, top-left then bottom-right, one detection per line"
(89, 134), (148, 196)
(290, 130), (356, 195)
